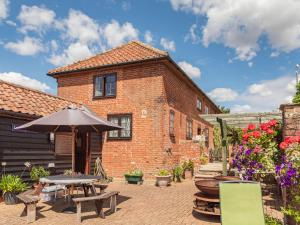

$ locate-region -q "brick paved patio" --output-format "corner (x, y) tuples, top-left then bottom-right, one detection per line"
(0, 180), (282, 225)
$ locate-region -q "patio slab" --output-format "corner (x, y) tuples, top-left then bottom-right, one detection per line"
(0, 180), (282, 225)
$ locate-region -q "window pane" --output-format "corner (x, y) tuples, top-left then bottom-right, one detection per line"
(197, 98), (202, 110)
(105, 75), (116, 96)
(94, 77), (104, 97)
(169, 111), (175, 134)
(108, 117), (119, 137)
(120, 116), (131, 137)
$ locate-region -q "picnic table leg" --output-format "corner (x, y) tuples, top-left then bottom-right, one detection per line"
(110, 195), (117, 213)
(82, 185), (89, 197)
(26, 203), (36, 223)
(94, 199), (105, 219)
(76, 202), (82, 223)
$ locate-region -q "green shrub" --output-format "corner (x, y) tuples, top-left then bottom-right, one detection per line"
(30, 166), (50, 182)
(265, 215), (283, 225)
(157, 169), (170, 176)
(172, 165), (183, 182)
(125, 169), (143, 176)
(0, 174), (27, 194)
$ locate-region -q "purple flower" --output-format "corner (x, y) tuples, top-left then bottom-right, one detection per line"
(245, 149), (252, 156)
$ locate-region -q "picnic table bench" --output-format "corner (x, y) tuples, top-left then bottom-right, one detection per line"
(17, 186), (43, 224)
(73, 191), (119, 223)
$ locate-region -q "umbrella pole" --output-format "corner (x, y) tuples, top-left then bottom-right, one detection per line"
(71, 126), (76, 173)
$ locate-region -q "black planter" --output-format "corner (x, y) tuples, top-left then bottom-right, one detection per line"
(3, 192), (18, 205)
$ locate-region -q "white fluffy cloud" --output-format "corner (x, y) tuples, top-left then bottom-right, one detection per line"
(0, 0), (9, 20)
(170, 0), (300, 61)
(60, 9), (100, 45)
(208, 88), (238, 102)
(48, 42), (93, 66)
(160, 38), (175, 51)
(248, 83), (272, 97)
(0, 72), (50, 92)
(211, 75), (296, 113)
(184, 24), (201, 44)
(231, 104), (251, 113)
(103, 20), (139, 48)
(17, 5), (56, 34)
(4, 36), (44, 56)
(144, 30), (153, 43)
(178, 61), (201, 79)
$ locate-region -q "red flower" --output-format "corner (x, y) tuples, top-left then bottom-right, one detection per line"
(266, 129), (274, 135)
(252, 131), (261, 138)
(248, 123), (256, 131)
(279, 142), (288, 150)
(242, 134), (250, 141)
(268, 119), (278, 127)
(242, 128), (248, 133)
(260, 123), (270, 131)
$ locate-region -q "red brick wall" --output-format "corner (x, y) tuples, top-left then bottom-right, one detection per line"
(161, 64), (214, 170)
(55, 60), (216, 178)
(280, 104), (300, 138)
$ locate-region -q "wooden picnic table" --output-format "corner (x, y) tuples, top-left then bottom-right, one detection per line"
(40, 175), (106, 213)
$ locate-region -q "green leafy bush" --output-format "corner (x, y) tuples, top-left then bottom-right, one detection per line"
(172, 165), (183, 182)
(264, 215), (283, 225)
(125, 169), (143, 177)
(30, 166), (50, 182)
(157, 169), (170, 176)
(0, 174), (27, 194)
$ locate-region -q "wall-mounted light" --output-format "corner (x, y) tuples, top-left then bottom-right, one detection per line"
(49, 132), (55, 143)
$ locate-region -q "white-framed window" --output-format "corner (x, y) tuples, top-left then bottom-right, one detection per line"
(205, 106), (209, 114)
(197, 98), (202, 111)
(186, 119), (193, 140)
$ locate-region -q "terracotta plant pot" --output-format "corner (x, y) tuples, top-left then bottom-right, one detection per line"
(155, 175), (172, 187)
(184, 170), (193, 179)
(3, 192), (18, 205)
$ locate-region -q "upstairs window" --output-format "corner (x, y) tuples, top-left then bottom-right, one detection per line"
(197, 98), (202, 111)
(186, 119), (193, 140)
(169, 110), (175, 136)
(108, 114), (132, 140)
(94, 74), (116, 98)
(205, 105), (209, 114)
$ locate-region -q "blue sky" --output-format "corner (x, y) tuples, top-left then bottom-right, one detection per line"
(0, 0), (299, 112)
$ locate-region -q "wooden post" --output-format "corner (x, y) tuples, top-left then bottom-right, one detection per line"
(217, 117), (228, 176)
(71, 126), (76, 173)
(85, 132), (91, 175)
(27, 204), (36, 223)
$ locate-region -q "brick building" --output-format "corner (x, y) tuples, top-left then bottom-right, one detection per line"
(48, 41), (221, 178)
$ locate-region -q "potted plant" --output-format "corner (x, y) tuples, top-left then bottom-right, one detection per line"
(172, 165), (183, 182)
(124, 169), (143, 185)
(182, 160), (194, 179)
(0, 174), (27, 205)
(155, 169), (172, 187)
(30, 166), (50, 189)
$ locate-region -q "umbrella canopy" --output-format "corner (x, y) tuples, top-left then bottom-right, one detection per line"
(16, 105), (121, 172)
(16, 105), (122, 133)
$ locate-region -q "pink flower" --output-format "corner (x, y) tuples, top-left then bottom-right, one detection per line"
(254, 146), (262, 154)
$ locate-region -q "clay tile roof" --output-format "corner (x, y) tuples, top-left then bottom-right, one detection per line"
(47, 40), (168, 75)
(0, 80), (77, 117)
